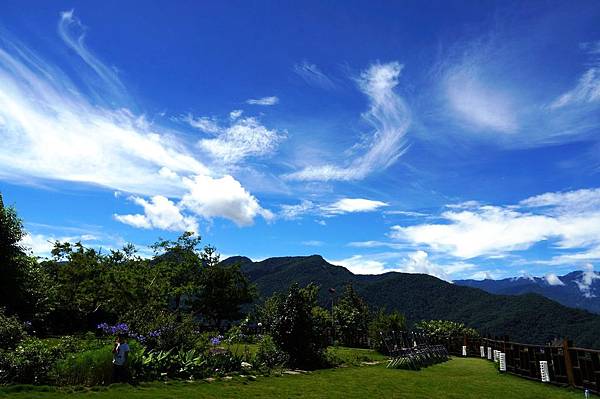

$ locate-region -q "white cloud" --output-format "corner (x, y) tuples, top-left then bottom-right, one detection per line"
(280, 200), (315, 220)
(444, 66), (518, 133)
(331, 255), (389, 275)
(575, 263), (599, 298)
(324, 198), (388, 214)
(21, 231), (101, 258)
(286, 62), (410, 181)
(184, 115), (222, 134)
(114, 195), (198, 233)
(302, 240), (324, 247)
(550, 41), (600, 109)
(390, 188), (600, 260)
(279, 198), (387, 220)
(330, 250), (474, 281)
(197, 117), (284, 164)
(246, 96), (279, 106)
(229, 109), (243, 120)
(58, 10), (128, 104)
(0, 11), (273, 230)
(544, 273), (565, 286)
(293, 61), (335, 89)
(180, 175), (273, 227)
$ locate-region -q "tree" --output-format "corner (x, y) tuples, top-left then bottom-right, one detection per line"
(368, 309), (406, 354)
(192, 260), (256, 327)
(0, 194), (51, 323)
(333, 284), (370, 347)
(266, 283), (329, 369)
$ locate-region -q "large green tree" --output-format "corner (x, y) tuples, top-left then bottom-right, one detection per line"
(333, 284), (371, 347)
(0, 194), (51, 323)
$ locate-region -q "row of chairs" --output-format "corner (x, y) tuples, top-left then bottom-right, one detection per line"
(387, 345), (449, 370)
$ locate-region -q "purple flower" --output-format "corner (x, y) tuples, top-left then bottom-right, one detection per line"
(210, 337), (221, 346)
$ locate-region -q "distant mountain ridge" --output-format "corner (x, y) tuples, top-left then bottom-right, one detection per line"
(222, 255), (600, 349)
(455, 270), (600, 314)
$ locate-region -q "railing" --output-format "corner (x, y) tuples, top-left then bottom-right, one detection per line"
(437, 335), (600, 395)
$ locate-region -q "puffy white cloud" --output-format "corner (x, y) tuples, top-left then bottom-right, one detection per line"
(544, 273), (565, 286)
(246, 96), (279, 106)
(287, 62), (410, 181)
(293, 61), (335, 89)
(331, 255), (389, 275)
(114, 195), (198, 233)
(390, 188), (600, 260)
(180, 175), (273, 227)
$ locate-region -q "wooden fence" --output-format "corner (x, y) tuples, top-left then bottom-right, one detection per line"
(440, 335), (600, 395)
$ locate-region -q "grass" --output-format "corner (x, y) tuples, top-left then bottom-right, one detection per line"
(0, 356), (583, 398)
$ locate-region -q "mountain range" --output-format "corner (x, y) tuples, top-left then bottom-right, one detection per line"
(222, 255), (600, 349)
(455, 270), (600, 314)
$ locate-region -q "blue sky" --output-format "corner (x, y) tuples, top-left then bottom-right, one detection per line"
(1, 1), (600, 283)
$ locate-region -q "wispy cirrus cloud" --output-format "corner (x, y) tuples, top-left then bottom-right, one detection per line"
(279, 197), (387, 219)
(293, 61), (335, 90)
(246, 96), (279, 106)
(286, 62), (410, 181)
(0, 10), (272, 230)
(550, 41), (600, 109)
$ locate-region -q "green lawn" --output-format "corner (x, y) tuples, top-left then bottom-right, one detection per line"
(0, 357), (583, 398)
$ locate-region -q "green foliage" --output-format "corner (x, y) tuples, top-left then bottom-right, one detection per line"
(264, 283), (329, 369)
(255, 335), (288, 370)
(368, 309), (406, 354)
(0, 337), (64, 384)
(0, 194), (51, 322)
(51, 344), (115, 386)
(0, 308), (27, 349)
(191, 261), (256, 327)
(240, 255), (600, 349)
(333, 284), (370, 347)
(415, 320), (479, 340)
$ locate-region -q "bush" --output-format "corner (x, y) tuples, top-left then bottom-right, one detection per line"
(51, 344), (114, 386)
(255, 335), (288, 370)
(415, 320), (479, 340)
(0, 308), (26, 349)
(0, 338), (63, 384)
(266, 283), (329, 369)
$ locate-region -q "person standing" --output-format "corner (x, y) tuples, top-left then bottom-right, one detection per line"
(112, 334), (130, 383)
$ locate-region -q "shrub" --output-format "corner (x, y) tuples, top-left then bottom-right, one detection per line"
(52, 339), (143, 386)
(266, 283), (329, 369)
(415, 320), (479, 341)
(255, 335), (288, 370)
(0, 338), (63, 384)
(51, 344), (114, 386)
(0, 308), (27, 349)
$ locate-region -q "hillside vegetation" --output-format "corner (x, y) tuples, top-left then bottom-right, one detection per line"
(224, 255), (600, 348)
